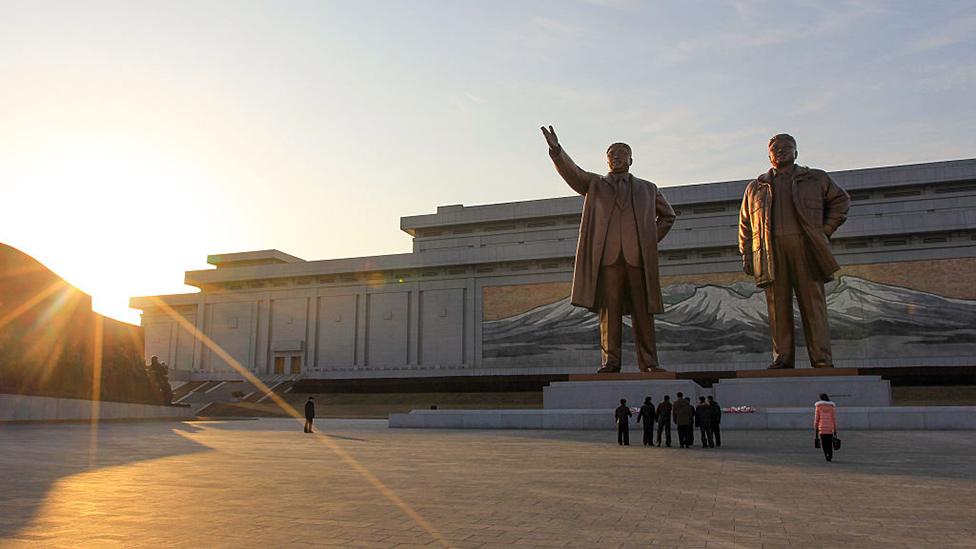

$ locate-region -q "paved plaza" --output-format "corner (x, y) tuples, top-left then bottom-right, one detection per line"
(1, 419), (974, 548)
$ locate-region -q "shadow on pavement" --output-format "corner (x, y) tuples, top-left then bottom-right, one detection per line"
(0, 421), (213, 539)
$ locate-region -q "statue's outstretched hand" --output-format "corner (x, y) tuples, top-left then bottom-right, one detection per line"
(541, 125), (560, 151)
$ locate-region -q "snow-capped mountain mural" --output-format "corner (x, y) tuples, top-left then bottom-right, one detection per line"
(482, 276), (976, 370)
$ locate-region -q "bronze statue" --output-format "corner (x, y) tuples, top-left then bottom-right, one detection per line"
(147, 355), (173, 404)
(738, 134), (851, 369)
(541, 125), (676, 372)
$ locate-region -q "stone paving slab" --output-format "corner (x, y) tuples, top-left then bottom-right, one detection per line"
(0, 419), (974, 548)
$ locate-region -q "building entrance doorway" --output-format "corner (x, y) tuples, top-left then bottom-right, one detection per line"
(273, 355), (302, 375)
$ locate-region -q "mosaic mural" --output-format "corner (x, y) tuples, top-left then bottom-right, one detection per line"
(482, 270), (976, 370)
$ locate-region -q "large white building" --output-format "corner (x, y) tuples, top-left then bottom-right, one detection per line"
(131, 159), (976, 381)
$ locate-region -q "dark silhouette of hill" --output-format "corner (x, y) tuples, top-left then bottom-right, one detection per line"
(0, 243), (167, 404)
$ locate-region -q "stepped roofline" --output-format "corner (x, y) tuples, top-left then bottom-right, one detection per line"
(206, 249), (305, 268)
(400, 158), (976, 234)
(138, 157), (976, 293)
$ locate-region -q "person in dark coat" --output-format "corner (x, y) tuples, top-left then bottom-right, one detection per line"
(636, 396), (656, 446)
(614, 398), (632, 445)
(672, 392), (695, 448)
(707, 396), (722, 447)
(304, 397), (315, 433)
(684, 397), (696, 448)
(695, 396), (715, 448)
(655, 395), (673, 447)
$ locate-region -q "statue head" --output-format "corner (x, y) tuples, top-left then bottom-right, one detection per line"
(606, 142), (633, 174)
(150, 355), (161, 366)
(768, 134), (798, 170)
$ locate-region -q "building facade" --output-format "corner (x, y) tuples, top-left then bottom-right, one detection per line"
(131, 159), (976, 380)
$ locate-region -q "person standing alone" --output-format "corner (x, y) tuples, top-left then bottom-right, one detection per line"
(637, 396), (656, 446)
(615, 399), (632, 445)
(814, 393), (837, 461)
(304, 397), (315, 434)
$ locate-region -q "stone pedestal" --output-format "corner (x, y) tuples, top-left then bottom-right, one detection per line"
(713, 375), (891, 407)
(543, 378), (701, 409)
(567, 372), (678, 381)
(736, 368), (859, 378)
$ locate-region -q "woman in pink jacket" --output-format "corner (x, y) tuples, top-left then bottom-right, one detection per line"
(814, 393), (837, 462)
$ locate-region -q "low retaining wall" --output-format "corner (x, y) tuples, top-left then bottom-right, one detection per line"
(543, 375), (893, 409)
(389, 406), (976, 430)
(0, 394), (194, 422)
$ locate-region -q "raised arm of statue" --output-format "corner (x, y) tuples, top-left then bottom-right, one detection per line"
(541, 124), (560, 151)
(542, 125), (593, 195)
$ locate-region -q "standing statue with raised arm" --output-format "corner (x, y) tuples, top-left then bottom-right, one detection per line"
(738, 134), (850, 369)
(541, 125), (676, 373)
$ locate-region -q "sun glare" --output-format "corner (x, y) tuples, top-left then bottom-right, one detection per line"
(6, 137), (212, 324)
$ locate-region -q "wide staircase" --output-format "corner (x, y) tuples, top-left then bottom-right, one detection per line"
(240, 376), (298, 403)
(171, 381), (207, 403)
(181, 375), (301, 416)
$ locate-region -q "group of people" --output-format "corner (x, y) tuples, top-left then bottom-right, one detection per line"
(614, 392), (722, 448)
(613, 391), (842, 462)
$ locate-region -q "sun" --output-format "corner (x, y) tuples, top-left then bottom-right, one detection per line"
(4, 136), (211, 324)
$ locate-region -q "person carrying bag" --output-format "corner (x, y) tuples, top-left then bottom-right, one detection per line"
(814, 393), (839, 462)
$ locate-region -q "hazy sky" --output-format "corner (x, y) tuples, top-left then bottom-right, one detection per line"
(2, 0), (974, 324)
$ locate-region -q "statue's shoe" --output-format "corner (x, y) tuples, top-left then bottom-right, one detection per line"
(639, 367), (667, 372)
(597, 365), (621, 373)
(812, 361), (834, 368)
(767, 362), (794, 369)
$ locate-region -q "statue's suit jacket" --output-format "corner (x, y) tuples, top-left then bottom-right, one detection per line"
(738, 165), (850, 287)
(549, 146), (676, 314)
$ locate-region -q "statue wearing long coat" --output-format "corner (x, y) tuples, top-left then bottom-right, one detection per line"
(738, 165), (850, 287)
(549, 146), (676, 314)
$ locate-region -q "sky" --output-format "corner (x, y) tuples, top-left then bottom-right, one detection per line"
(1, 0), (974, 324)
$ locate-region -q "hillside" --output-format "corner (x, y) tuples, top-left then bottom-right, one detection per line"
(0, 243), (166, 404)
